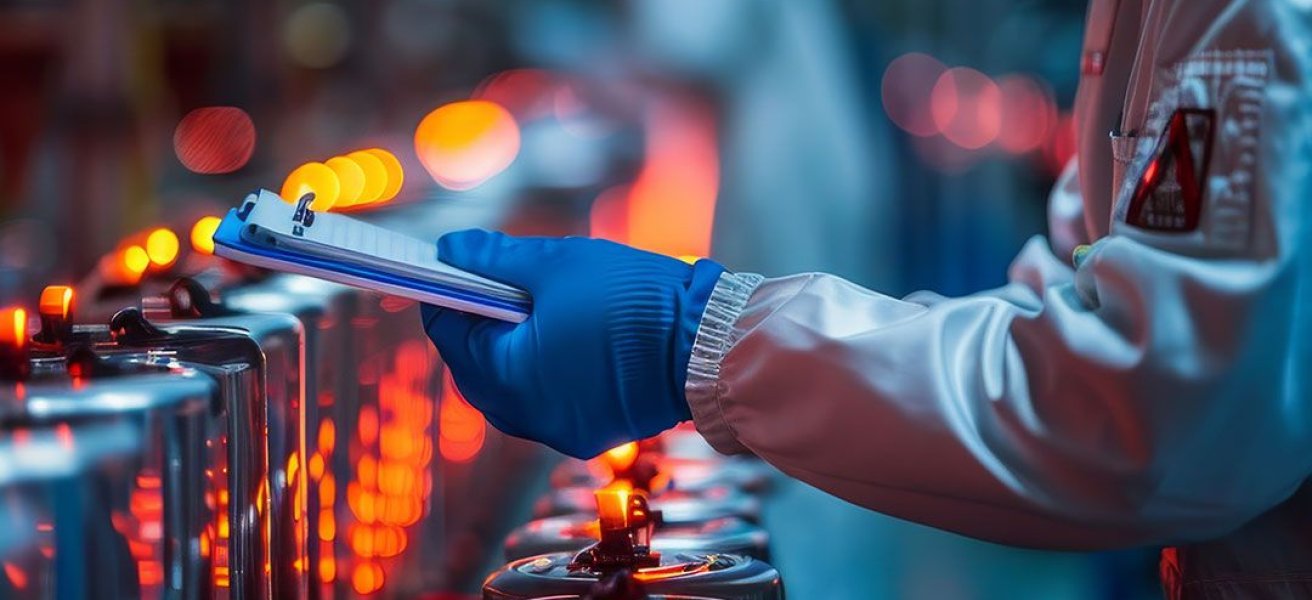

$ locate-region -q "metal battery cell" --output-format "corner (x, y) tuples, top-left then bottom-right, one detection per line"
(222, 274), (357, 600)
(225, 275), (437, 598)
(98, 306), (305, 599)
(503, 513), (771, 562)
(0, 368), (217, 599)
(482, 552), (783, 600)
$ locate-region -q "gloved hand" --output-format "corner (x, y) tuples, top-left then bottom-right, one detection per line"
(421, 230), (726, 458)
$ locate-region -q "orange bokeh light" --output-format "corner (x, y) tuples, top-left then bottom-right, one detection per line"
(351, 561), (384, 595)
(318, 419), (336, 454)
(362, 149), (404, 203)
(281, 162), (341, 211)
(326, 156), (366, 208)
(99, 245), (148, 286)
(602, 442), (639, 473)
(319, 557), (336, 583)
(0, 307), (27, 348)
(414, 100), (520, 191)
(190, 216), (222, 255)
(39, 286), (73, 319)
(439, 370), (485, 463)
(145, 228), (180, 268)
(308, 453), (325, 481)
(124, 246), (150, 275)
(594, 487), (632, 530)
(344, 151), (387, 206)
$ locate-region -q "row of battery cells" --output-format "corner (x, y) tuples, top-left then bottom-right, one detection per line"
(1, 261), (546, 599)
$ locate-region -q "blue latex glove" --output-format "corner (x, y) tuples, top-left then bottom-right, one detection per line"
(421, 230), (726, 459)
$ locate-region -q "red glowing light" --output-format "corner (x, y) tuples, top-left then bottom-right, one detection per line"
(378, 296), (413, 313)
(882, 53), (950, 137)
(997, 75), (1057, 154)
(473, 69), (557, 121)
(1042, 111), (1079, 175)
(589, 185), (631, 243)
(358, 405), (379, 446)
(931, 67), (1003, 150)
(624, 99), (719, 258)
(173, 107), (256, 174)
(439, 370), (485, 463)
(55, 423), (73, 449)
(0, 307), (26, 348)
(1142, 159), (1159, 184)
(3, 562), (28, 590)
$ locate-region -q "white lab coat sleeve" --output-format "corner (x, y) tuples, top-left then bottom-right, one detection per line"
(686, 2), (1312, 551)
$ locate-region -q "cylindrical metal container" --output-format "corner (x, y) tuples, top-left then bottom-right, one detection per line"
(223, 275), (358, 600)
(482, 552), (783, 600)
(0, 368), (217, 599)
(97, 306), (302, 599)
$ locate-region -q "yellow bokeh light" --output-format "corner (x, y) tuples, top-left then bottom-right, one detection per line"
(414, 100), (520, 191)
(346, 151), (388, 206)
(145, 228), (180, 268)
(325, 156), (366, 208)
(362, 148), (404, 203)
(281, 162), (341, 211)
(123, 246), (150, 275)
(602, 442), (639, 473)
(191, 216), (222, 255)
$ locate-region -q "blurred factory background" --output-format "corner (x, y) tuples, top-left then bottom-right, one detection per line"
(0, 0), (1162, 598)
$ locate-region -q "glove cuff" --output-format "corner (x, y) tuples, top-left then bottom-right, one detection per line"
(672, 260), (731, 416)
(682, 269), (763, 452)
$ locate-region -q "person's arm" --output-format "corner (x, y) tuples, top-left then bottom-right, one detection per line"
(686, 0), (1312, 550)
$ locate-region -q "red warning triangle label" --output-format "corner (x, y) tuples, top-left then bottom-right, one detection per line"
(1125, 109), (1215, 232)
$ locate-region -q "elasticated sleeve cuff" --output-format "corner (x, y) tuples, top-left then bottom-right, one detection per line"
(685, 271), (764, 455)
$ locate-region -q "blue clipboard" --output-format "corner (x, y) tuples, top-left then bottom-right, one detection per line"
(212, 198), (531, 323)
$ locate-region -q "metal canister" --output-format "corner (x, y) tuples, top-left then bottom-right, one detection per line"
(223, 275), (357, 600)
(98, 306), (302, 599)
(0, 368), (217, 599)
(482, 552), (783, 600)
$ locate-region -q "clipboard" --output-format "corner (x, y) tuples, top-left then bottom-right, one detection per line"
(212, 190), (531, 323)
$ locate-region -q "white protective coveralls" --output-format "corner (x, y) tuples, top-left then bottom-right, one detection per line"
(685, 0), (1312, 596)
